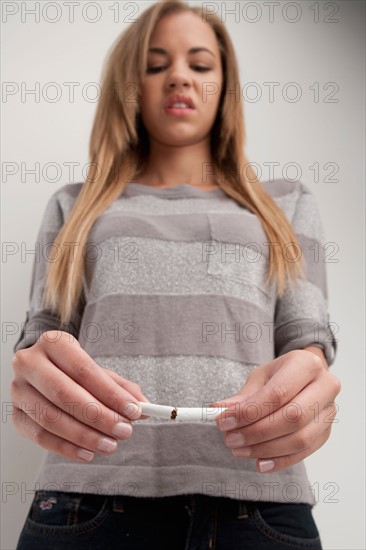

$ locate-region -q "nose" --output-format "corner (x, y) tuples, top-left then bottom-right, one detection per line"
(166, 62), (192, 90)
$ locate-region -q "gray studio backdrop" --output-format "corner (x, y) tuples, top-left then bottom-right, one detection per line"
(1, 1), (365, 549)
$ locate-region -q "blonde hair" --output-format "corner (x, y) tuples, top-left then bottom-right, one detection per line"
(43, 0), (305, 325)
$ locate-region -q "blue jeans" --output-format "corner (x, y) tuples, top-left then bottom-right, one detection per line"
(16, 490), (323, 549)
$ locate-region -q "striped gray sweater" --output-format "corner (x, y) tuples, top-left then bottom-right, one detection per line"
(13, 179), (337, 505)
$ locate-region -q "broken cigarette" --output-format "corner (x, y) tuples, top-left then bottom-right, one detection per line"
(137, 401), (229, 421)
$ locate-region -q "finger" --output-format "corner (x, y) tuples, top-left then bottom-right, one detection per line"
(103, 370), (151, 420)
(254, 425), (332, 474)
(209, 355), (289, 420)
(13, 352), (137, 439)
(217, 351), (321, 430)
(12, 406), (96, 463)
(224, 377), (340, 447)
(11, 381), (133, 456)
(228, 404), (336, 461)
(104, 370), (150, 402)
(38, 332), (143, 419)
(208, 366), (268, 431)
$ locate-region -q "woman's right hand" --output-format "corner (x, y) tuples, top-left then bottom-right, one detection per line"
(10, 330), (151, 463)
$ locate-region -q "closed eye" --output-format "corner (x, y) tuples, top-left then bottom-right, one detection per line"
(146, 66), (211, 74)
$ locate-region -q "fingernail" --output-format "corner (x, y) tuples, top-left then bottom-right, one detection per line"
(226, 432), (244, 447)
(77, 449), (94, 462)
(97, 437), (118, 452)
(218, 415), (237, 431)
(232, 446), (251, 457)
(124, 402), (142, 419)
(259, 459), (275, 472)
(112, 422), (133, 439)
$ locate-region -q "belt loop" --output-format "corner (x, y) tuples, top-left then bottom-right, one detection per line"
(112, 495), (125, 513)
(237, 499), (248, 519)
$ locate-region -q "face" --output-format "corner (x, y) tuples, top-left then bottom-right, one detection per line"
(138, 11), (224, 147)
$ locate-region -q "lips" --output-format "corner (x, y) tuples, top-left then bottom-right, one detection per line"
(164, 94), (195, 109)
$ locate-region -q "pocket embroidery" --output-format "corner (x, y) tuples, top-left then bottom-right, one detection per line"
(39, 497), (58, 510)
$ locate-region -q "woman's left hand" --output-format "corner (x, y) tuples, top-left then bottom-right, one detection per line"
(208, 349), (341, 474)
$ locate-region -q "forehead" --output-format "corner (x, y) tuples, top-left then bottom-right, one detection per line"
(149, 11), (219, 53)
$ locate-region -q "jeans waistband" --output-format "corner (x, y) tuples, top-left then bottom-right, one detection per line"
(111, 493), (249, 518)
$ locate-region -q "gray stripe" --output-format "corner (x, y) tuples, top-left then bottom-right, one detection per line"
(33, 232), (326, 317)
(275, 278), (329, 325)
(61, 181), (83, 198)
(208, 212), (268, 254)
(275, 318), (338, 365)
(41, 184), (82, 232)
(99, 192), (243, 216)
(274, 278), (337, 364)
(261, 178), (297, 197)
(85, 236), (275, 311)
(271, 189), (300, 221)
(79, 294), (275, 365)
(13, 313), (81, 352)
(88, 211), (267, 251)
(96, 355), (255, 421)
(297, 234), (327, 297)
(34, 422), (315, 504)
(124, 182), (228, 200)
(88, 213), (211, 246)
(290, 184), (327, 242)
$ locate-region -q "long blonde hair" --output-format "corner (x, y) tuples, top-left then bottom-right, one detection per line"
(43, 0), (305, 325)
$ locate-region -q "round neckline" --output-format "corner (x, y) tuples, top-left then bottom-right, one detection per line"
(124, 182), (227, 199)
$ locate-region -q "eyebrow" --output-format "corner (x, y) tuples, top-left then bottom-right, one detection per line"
(148, 47), (215, 59)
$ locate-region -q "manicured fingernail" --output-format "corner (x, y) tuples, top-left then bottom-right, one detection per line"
(77, 449), (94, 462)
(112, 422), (133, 439)
(232, 447), (251, 457)
(226, 432), (245, 447)
(259, 459), (275, 472)
(218, 415), (237, 431)
(97, 437), (118, 452)
(124, 402), (142, 419)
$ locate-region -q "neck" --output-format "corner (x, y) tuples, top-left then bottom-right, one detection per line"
(135, 137), (218, 188)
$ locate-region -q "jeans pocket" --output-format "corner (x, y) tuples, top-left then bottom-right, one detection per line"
(247, 501), (322, 549)
(24, 490), (110, 536)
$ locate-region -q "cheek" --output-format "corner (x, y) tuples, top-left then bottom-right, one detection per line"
(139, 83), (163, 118)
(205, 94), (221, 122)
(201, 77), (222, 110)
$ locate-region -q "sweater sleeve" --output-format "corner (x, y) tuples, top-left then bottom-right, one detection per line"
(13, 190), (85, 353)
(273, 182), (338, 366)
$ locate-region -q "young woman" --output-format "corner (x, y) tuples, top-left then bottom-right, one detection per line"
(12, 1), (340, 548)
